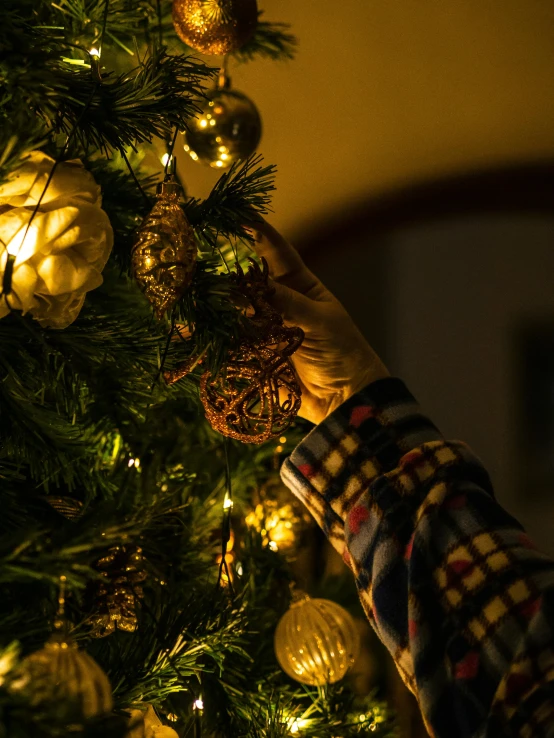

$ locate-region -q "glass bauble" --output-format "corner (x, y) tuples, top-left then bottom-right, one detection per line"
(274, 596), (360, 686)
(184, 87), (262, 169)
(8, 636), (113, 722)
(172, 0), (258, 56)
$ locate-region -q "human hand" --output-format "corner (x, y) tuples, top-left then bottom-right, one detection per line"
(249, 221), (389, 426)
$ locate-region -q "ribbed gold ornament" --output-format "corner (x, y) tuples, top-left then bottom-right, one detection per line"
(132, 178), (196, 319)
(172, 0), (258, 56)
(274, 595), (360, 686)
(185, 80), (261, 169)
(8, 635), (113, 722)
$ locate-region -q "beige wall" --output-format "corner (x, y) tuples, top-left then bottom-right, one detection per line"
(179, 0), (554, 236)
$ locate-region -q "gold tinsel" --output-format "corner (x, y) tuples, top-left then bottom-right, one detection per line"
(132, 177), (196, 319)
(90, 545), (147, 637)
(8, 635), (113, 722)
(172, 0), (258, 56)
(165, 258), (303, 444)
(274, 595), (360, 686)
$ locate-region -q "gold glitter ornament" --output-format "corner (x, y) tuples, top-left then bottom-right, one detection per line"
(8, 634), (113, 722)
(45, 496), (84, 520)
(274, 594), (360, 686)
(132, 177), (196, 319)
(165, 258), (303, 443)
(172, 0), (258, 56)
(185, 75), (262, 169)
(90, 545), (147, 637)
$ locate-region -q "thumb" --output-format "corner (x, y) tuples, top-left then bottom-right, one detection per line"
(267, 279), (316, 329)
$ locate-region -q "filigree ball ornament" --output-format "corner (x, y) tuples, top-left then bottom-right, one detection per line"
(185, 83), (262, 169)
(165, 258), (304, 444)
(8, 635), (113, 722)
(172, 0), (258, 56)
(132, 177), (197, 319)
(274, 596), (361, 686)
(0, 151), (113, 328)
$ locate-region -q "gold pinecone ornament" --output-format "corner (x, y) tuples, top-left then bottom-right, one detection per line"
(274, 594), (360, 686)
(90, 544), (147, 637)
(172, 0), (258, 56)
(8, 634), (113, 723)
(132, 177), (197, 319)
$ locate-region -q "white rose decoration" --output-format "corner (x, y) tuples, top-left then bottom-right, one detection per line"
(0, 151), (113, 328)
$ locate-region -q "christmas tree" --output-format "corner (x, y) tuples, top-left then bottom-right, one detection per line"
(0, 2), (396, 736)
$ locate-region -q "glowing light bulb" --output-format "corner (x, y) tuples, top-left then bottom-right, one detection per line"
(183, 144), (190, 152)
(189, 151), (199, 161)
(209, 119), (216, 126)
(89, 48), (100, 58)
(223, 492), (233, 510)
(161, 153), (172, 167)
(128, 458), (135, 467)
(215, 160), (224, 168)
(199, 119), (208, 128)
(269, 541), (278, 552)
(193, 698), (204, 710)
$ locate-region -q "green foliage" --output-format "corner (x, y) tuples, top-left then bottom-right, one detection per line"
(0, 0), (395, 737)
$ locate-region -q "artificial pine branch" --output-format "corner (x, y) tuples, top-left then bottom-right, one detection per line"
(234, 14), (298, 63)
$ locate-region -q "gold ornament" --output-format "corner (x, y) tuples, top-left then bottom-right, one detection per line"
(8, 634), (113, 721)
(132, 177), (196, 319)
(90, 545), (147, 637)
(274, 595), (360, 686)
(165, 258), (303, 444)
(45, 496), (84, 520)
(172, 0), (258, 56)
(245, 482), (311, 555)
(185, 75), (262, 169)
(127, 705), (179, 738)
(0, 151), (113, 328)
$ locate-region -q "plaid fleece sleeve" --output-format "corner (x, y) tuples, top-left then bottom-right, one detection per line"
(281, 378), (554, 738)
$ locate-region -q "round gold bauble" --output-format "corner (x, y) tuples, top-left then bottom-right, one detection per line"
(184, 87), (262, 169)
(274, 596), (360, 686)
(132, 178), (197, 319)
(8, 636), (113, 721)
(172, 0), (258, 56)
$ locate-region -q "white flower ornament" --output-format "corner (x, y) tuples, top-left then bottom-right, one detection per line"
(0, 151), (113, 328)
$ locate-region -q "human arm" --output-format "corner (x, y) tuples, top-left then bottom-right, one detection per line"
(251, 222), (554, 738)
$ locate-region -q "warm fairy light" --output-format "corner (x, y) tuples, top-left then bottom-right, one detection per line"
(289, 718), (309, 734)
(193, 698), (204, 710)
(223, 492), (233, 510)
(209, 119), (216, 126)
(215, 160), (224, 167)
(134, 458), (140, 468)
(128, 458), (135, 467)
(279, 436), (287, 444)
(167, 713), (178, 722)
(189, 151), (199, 161)
(161, 153), (173, 167)
(236, 563), (243, 576)
(199, 119), (208, 128)
(268, 541), (278, 552)
(183, 144), (190, 152)
(89, 48), (101, 58)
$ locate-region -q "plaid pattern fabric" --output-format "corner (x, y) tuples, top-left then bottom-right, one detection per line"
(281, 378), (554, 738)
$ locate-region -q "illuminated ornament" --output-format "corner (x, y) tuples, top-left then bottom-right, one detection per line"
(0, 151), (113, 328)
(132, 176), (197, 319)
(245, 481), (312, 555)
(185, 74), (262, 170)
(8, 634), (113, 722)
(172, 0), (258, 56)
(274, 594), (360, 686)
(166, 258), (303, 444)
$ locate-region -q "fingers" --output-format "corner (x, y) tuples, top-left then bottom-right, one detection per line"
(267, 280), (317, 329)
(248, 220), (328, 300)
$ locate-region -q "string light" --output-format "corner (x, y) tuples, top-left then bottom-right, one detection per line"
(89, 48), (101, 58)
(223, 491), (233, 510)
(193, 698), (204, 711)
(161, 153), (173, 167)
